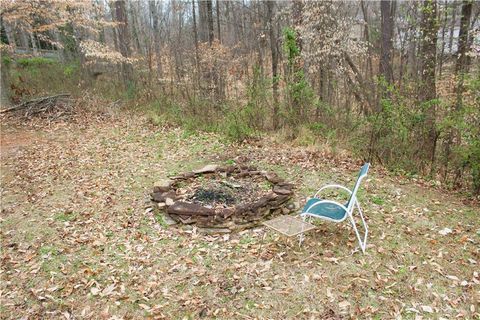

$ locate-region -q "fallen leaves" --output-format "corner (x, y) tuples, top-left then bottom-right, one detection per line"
(1, 112), (479, 319)
(338, 300), (350, 310)
(438, 227), (452, 236)
(421, 305), (433, 313)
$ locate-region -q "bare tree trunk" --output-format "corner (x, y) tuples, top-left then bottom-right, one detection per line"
(150, 1), (163, 81)
(397, 24), (406, 89)
(216, 0), (221, 43)
(360, 0), (375, 115)
(418, 0), (438, 173)
(454, 0), (473, 114)
(438, 0), (448, 77)
(109, 1), (119, 52)
(266, 1), (279, 129)
(206, 0), (214, 45)
(224, 1), (232, 45)
(443, 0), (473, 183)
(192, 0), (200, 74)
(380, 0), (396, 87)
(114, 0), (134, 88)
(407, 2), (419, 80)
(255, 1), (264, 75)
(129, 1), (141, 55)
(448, 2), (457, 54)
(30, 34), (38, 55)
(292, 0), (303, 120)
(198, 1), (208, 43)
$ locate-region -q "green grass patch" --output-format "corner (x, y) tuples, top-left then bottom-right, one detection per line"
(54, 211), (78, 222)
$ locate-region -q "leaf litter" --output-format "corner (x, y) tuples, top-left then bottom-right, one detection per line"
(0, 110), (479, 319)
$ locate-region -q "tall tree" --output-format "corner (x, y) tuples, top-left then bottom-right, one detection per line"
(418, 0), (438, 171)
(198, 0), (208, 42)
(266, 1), (279, 129)
(149, 0), (163, 80)
(454, 0), (473, 112)
(443, 0), (473, 182)
(216, 0), (221, 43)
(448, 2), (457, 54)
(380, 0), (396, 87)
(192, 0), (200, 74)
(113, 0), (134, 88)
(206, 0), (214, 45)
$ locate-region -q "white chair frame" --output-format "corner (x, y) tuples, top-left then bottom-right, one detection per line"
(299, 184), (369, 254)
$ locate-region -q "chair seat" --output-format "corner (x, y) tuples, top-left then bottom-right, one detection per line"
(302, 198), (347, 221)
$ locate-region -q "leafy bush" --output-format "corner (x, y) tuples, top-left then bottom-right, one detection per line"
(2, 55), (12, 66)
(222, 107), (257, 142)
(17, 57), (56, 68)
(63, 62), (80, 77)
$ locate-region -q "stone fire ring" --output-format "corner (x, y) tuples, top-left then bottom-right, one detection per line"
(151, 164), (294, 232)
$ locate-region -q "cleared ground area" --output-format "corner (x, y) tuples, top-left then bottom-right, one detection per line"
(1, 111), (478, 319)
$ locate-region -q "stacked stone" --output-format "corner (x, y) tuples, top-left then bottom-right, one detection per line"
(151, 164), (294, 231)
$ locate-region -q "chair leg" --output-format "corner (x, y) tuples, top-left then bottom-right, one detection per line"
(356, 201), (368, 251)
(299, 214), (307, 246)
(348, 201), (368, 254)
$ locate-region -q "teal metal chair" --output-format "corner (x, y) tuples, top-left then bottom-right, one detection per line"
(299, 163), (370, 253)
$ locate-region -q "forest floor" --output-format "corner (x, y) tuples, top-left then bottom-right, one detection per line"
(1, 107), (479, 320)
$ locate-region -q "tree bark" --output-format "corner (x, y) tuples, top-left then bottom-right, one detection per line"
(380, 0), (396, 86)
(448, 2), (457, 54)
(418, 0), (438, 172)
(198, 1), (208, 43)
(266, 1), (279, 129)
(407, 2), (419, 80)
(150, 0), (163, 81)
(216, 0), (221, 43)
(206, 0), (214, 45)
(113, 0), (134, 88)
(444, 0), (473, 183)
(454, 0), (473, 105)
(192, 0), (200, 74)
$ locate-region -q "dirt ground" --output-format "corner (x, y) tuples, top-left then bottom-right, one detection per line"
(1, 110), (479, 319)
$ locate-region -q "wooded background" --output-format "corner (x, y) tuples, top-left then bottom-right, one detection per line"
(1, 0), (479, 194)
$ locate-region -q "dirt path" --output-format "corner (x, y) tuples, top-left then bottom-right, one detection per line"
(1, 113), (478, 319)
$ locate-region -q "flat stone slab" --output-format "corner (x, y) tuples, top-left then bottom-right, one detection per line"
(263, 215), (316, 237)
(152, 164), (294, 230)
(193, 164), (218, 174)
(161, 213), (177, 226)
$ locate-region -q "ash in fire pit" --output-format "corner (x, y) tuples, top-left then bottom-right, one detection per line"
(190, 187), (236, 206)
(151, 164), (294, 232)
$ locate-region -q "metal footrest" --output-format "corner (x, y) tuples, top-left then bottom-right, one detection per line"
(263, 215), (316, 237)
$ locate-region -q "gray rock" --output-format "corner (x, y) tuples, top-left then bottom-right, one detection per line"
(153, 179), (173, 193)
(162, 213), (177, 225)
(167, 201), (215, 216)
(193, 164), (218, 174)
(273, 185), (293, 195)
(282, 207), (291, 214)
(152, 190), (176, 202)
(265, 172), (283, 184)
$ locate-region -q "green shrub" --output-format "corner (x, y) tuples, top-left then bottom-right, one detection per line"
(222, 108), (256, 142)
(63, 61), (80, 77)
(2, 55), (12, 66)
(17, 57), (56, 68)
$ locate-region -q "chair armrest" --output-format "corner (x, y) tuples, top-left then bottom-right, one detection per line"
(314, 184), (352, 199)
(304, 200), (349, 214)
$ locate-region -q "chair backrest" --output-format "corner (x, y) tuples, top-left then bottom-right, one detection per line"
(347, 163), (370, 211)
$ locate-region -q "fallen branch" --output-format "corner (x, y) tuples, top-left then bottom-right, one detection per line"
(0, 94), (74, 120)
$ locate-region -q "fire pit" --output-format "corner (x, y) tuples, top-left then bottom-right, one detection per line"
(151, 164), (294, 232)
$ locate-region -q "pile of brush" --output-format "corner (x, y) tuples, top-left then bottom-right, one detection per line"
(1, 94), (74, 120)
